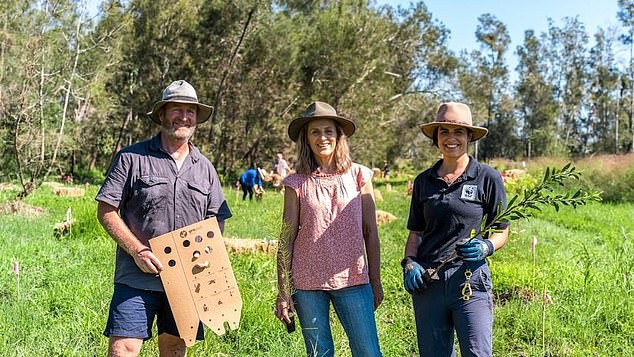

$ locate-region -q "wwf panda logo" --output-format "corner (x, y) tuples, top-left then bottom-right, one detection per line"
(461, 185), (478, 201)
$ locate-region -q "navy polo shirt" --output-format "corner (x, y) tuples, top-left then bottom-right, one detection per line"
(96, 134), (232, 291)
(407, 157), (508, 265)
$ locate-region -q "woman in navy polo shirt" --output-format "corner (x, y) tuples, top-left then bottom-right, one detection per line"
(402, 102), (510, 357)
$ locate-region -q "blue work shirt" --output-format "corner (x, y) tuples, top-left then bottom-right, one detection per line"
(407, 156), (508, 265)
(96, 134), (232, 291)
(239, 168), (262, 187)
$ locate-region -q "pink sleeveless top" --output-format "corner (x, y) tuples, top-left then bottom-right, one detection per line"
(283, 163), (373, 290)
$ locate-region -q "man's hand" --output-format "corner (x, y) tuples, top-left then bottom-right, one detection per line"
(456, 239), (495, 262)
(401, 256), (427, 294)
(133, 247), (164, 274)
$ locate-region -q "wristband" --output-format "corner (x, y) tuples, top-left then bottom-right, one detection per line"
(136, 247), (151, 255)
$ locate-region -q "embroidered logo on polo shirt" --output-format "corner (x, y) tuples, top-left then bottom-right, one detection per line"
(461, 184), (478, 201)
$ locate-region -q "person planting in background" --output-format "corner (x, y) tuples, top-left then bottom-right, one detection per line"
(239, 165), (263, 201)
(402, 102), (510, 357)
(275, 152), (291, 179)
(274, 101), (384, 357)
(96, 80), (232, 357)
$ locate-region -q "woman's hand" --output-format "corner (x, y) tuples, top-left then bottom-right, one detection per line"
(274, 293), (295, 325)
(371, 280), (384, 310)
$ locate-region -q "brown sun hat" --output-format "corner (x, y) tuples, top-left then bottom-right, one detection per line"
(420, 102), (488, 141)
(287, 101), (356, 142)
(147, 80), (214, 125)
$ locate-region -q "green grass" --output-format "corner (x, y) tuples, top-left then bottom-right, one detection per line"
(0, 183), (632, 356)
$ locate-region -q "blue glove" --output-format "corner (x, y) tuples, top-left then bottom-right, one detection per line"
(401, 256), (427, 293)
(456, 239), (495, 262)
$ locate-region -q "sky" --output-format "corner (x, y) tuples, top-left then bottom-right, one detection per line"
(378, 0), (625, 71)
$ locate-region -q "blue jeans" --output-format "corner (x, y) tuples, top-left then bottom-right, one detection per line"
(293, 284), (382, 357)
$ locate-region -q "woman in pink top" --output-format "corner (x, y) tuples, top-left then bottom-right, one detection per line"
(274, 101), (383, 357)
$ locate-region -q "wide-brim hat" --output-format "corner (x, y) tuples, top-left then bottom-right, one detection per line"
(288, 101), (355, 142)
(147, 80), (214, 125)
(420, 102), (488, 142)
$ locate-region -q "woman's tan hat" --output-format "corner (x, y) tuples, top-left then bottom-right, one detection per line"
(147, 80), (214, 125)
(420, 102), (488, 141)
(287, 101), (355, 142)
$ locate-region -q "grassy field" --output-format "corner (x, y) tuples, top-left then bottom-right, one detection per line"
(0, 179), (633, 356)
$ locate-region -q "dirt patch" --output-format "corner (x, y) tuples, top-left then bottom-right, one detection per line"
(0, 200), (45, 216)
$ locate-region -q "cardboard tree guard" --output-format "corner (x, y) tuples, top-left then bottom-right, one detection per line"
(149, 217), (242, 346)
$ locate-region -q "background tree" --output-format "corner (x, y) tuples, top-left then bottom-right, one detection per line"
(458, 13), (519, 159)
(515, 30), (559, 158)
(2, 0), (634, 195)
(586, 27), (621, 153)
(617, 0), (634, 152)
(542, 17), (589, 156)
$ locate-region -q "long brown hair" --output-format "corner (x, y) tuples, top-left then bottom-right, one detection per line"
(294, 122), (352, 175)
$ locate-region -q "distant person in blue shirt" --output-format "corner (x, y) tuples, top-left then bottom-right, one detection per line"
(239, 165), (263, 201)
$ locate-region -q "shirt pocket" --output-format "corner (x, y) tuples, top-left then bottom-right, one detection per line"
(133, 176), (169, 215)
(186, 181), (210, 211)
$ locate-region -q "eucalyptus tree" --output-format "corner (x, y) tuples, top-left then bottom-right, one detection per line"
(515, 29), (559, 157)
(457, 13), (518, 159)
(0, 1), (33, 178)
(373, 2), (458, 168)
(79, 0), (135, 172)
(278, 0), (403, 142)
(542, 17), (589, 156)
(89, 0), (457, 176)
(196, 0), (294, 175)
(587, 27), (622, 153)
(0, 0), (102, 196)
(617, 0), (634, 152)
(208, 0), (459, 172)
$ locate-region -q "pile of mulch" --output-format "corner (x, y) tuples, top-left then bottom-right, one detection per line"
(0, 200), (44, 216)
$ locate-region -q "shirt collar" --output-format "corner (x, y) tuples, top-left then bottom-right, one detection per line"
(429, 155), (480, 181)
(148, 133), (201, 163)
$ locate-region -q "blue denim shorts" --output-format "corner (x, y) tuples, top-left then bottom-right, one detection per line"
(104, 283), (204, 341)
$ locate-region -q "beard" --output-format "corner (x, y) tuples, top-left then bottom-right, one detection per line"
(161, 123), (196, 141)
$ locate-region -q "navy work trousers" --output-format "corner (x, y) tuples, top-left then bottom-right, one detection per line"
(412, 262), (493, 357)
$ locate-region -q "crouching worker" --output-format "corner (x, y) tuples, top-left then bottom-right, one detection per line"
(96, 80), (232, 356)
(239, 165), (263, 201)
